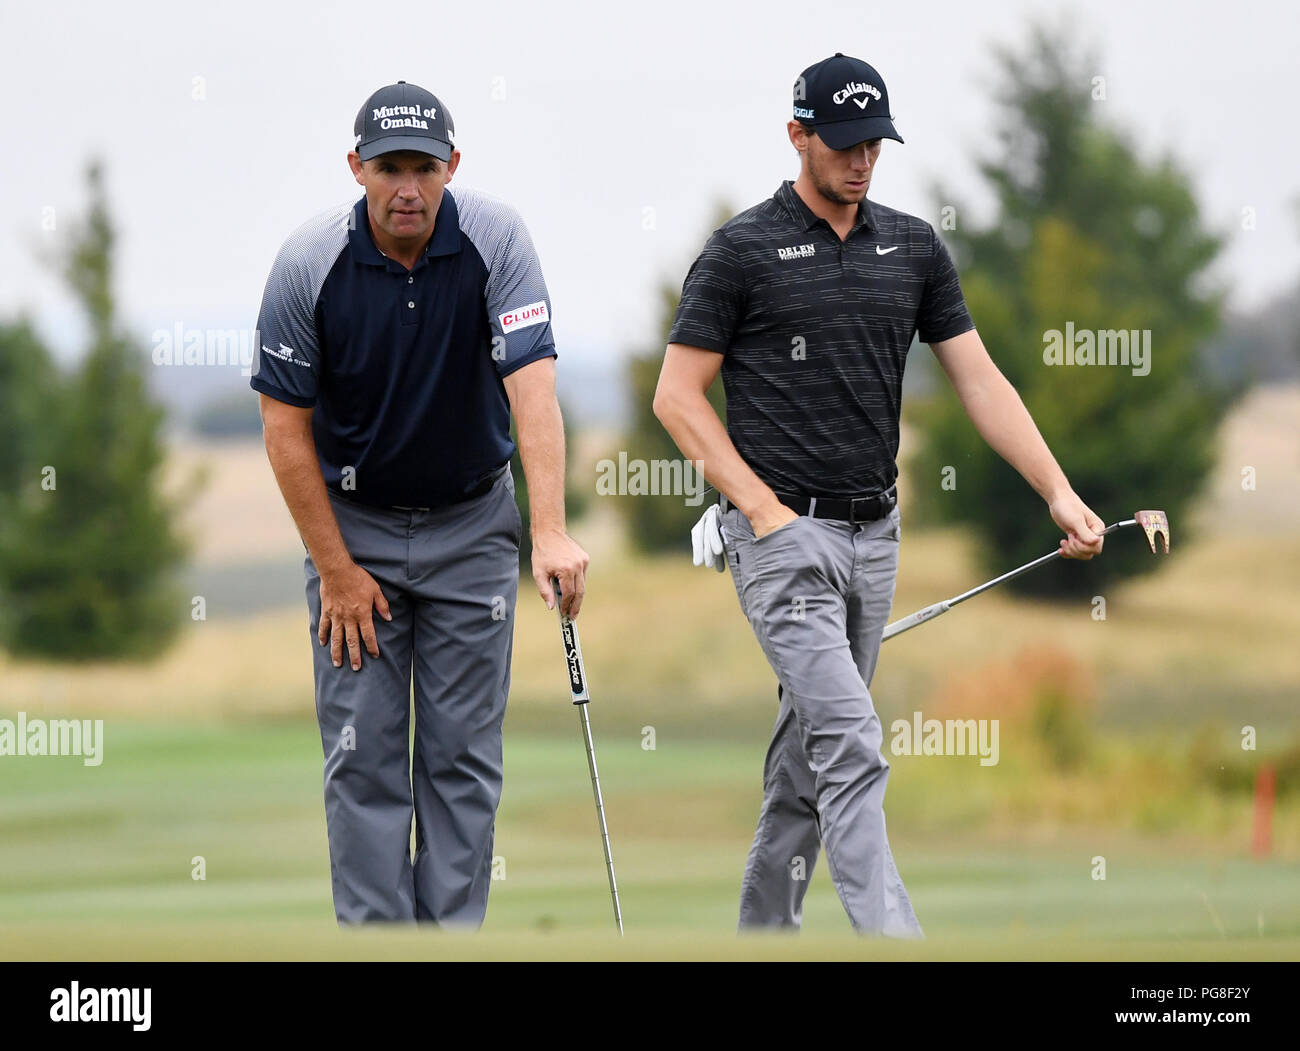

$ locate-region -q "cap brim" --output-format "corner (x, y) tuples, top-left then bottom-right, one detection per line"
(357, 136), (453, 162)
(815, 116), (903, 149)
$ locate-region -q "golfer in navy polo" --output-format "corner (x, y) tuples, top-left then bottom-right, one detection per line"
(252, 81), (589, 926)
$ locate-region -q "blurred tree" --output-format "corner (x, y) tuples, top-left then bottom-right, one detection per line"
(620, 204), (732, 553)
(0, 162), (191, 660)
(909, 22), (1231, 596)
(0, 318), (57, 514)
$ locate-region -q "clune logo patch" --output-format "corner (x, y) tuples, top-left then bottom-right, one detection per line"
(777, 243), (816, 261)
(499, 301), (549, 332)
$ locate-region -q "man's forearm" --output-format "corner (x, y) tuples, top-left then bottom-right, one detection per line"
(654, 388), (781, 522)
(957, 370), (1072, 501)
(263, 429), (353, 576)
(512, 388), (567, 535)
(503, 358), (590, 614)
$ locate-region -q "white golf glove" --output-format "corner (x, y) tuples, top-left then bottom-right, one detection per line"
(691, 504), (727, 572)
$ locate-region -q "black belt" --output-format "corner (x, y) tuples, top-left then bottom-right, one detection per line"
(720, 485), (897, 524)
(386, 466), (505, 512)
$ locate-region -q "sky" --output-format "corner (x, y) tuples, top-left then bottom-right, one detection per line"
(1, 0), (1297, 381)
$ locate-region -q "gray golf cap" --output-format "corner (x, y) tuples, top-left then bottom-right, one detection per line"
(353, 81), (456, 161)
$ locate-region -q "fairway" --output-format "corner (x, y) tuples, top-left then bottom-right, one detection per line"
(1, 721), (1295, 961)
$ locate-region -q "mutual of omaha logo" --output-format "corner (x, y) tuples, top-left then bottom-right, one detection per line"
(372, 104), (432, 131)
(499, 300), (549, 332)
(777, 243), (816, 261)
(833, 81), (882, 108)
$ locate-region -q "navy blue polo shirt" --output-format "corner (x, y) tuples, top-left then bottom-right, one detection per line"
(251, 187), (557, 508)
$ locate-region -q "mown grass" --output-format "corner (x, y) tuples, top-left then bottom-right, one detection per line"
(0, 722), (1296, 960)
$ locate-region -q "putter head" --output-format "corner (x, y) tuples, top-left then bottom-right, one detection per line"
(1134, 510), (1171, 554)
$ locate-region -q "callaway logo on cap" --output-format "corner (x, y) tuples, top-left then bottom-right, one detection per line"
(354, 80), (456, 162)
(792, 53), (904, 148)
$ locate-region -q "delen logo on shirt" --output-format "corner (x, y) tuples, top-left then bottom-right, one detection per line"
(777, 244), (816, 261)
(499, 301), (549, 332)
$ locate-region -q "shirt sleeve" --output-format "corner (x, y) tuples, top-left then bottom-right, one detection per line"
(667, 229), (746, 354)
(484, 209), (558, 380)
(250, 242), (323, 408)
(916, 225), (975, 345)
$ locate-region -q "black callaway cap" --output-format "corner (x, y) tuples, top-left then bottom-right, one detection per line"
(354, 81), (456, 162)
(793, 53), (903, 148)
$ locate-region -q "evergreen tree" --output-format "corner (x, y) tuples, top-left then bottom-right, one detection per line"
(909, 23), (1230, 596)
(0, 162), (190, 659)
(0, 318), (57, 514)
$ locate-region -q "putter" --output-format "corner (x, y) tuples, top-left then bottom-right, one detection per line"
(882, 510), (1170, 642)
(552, 578), (624, 935)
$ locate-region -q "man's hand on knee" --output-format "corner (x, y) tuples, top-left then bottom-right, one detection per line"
(318, 562), (392, 670)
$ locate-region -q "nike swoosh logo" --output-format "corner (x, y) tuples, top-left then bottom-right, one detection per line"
(876, 246), (899, 255)
(853, 97), (871, 110)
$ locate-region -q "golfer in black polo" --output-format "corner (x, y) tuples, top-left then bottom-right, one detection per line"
(655, 54), (1105, 935)
(252, 81), (588, 925)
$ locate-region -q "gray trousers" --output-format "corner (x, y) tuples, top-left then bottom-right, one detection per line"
(304, 466), (521, 926)
(721, 504), (922, 937)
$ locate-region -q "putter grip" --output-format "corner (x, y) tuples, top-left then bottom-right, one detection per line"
(553, 577), (590, 704)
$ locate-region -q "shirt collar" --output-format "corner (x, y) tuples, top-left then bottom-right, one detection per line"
(347, 191), (463, 271)
(774, 180), (876, 236)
